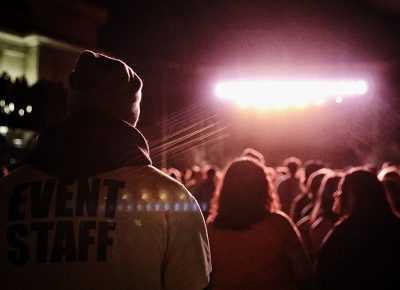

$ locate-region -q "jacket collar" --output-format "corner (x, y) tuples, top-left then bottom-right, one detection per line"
(29, 110), (151, 180)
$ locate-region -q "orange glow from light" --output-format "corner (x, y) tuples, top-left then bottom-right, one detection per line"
(215, 80), (368, 110)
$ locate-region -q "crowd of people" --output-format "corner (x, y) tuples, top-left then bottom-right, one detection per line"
(162, 148), (400, 289)
(1, 50), (399, 290)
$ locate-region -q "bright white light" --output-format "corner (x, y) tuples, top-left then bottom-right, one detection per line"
(4, 106), (10, 114)
(0, 100), (5, 107)
(215, 79), (368, 110)
(13, 139), (23, 146)
(235, 99), (251, 108)
(313, 96), (326, 106)
(9, 103), (15, 112)
(0, 126), (8, 135)
(18, 109), (24, 116)
(159, 192), (168, 201)
(141, 192), (149, 200)
(26, 105), (32, 113)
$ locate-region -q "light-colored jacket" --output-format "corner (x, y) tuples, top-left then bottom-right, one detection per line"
(0, 111), (211, 290)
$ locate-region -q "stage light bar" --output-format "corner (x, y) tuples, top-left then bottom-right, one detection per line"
(215, 80), (368, 110)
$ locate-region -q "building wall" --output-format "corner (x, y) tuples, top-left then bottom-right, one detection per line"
(0, 0), (107, 86)
(0, 31), (32, 83)
(0, 31), (83, 86)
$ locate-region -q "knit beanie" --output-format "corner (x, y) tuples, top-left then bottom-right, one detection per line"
(68, 50), (143, 126)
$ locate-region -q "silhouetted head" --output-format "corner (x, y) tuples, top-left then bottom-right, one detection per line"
(168, 167), (182, 182)
(335, 168), (391, 219)
(363, 163), (379, 175)
(190, 165), (203, 182)
(68, 50), (143, 126)
(209, 157), (274, 230)
(311, 172), (342, 222)
(283, 156), (302, 177)
(303, 160), (325, 186)
(378, 166), (400, 217)
(205, 166), (217, 180)
(306, 168), (331, 199)
(378, 166), (399, 182)
(241, 147), (265, 165)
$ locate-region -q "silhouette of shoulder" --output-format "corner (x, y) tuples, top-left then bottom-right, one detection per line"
(268, 211), (300, 235)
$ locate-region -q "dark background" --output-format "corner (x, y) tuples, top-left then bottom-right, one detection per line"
(97, 0), (400, 168)
(1, 0), (400, 168)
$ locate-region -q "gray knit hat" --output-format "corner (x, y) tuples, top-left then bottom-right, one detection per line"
(68, 50), (143, 126)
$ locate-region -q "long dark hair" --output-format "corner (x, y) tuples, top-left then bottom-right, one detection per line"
(341, 168), (392, 220)
(207, 157), (275, 230)
(310, 172), (342, 223)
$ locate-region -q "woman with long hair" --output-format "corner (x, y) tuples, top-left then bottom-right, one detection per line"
(315, 168), (400, 290)
(309, 172), (342, 252)
(207, 157), (311, 290)
(294, 168), (332, 260)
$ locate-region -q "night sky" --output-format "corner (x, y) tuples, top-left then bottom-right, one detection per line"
(92, 1), (400, 167)
(98, 0), (400, 66)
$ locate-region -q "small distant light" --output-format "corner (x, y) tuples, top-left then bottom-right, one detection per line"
(18, 109), (24, 116)
(13, 139), (23, 146)
(4, 106), (10, 114)
(357, 80), (368, 94)
(134, 219), (142, 227)
(179, 193), (186, 200)
(336, 96), (343, 103)
(141, 192), (149, 200)
(9, 103), (14, 112)
(159, 192), (168, 201)
(0, 126), (8, 135)
(26, 105), (32, 113)
(121, 193), (129, 200)
(0, 100), (5, 107)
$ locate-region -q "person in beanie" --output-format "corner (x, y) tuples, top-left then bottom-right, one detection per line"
(0, 50), (211, 290)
